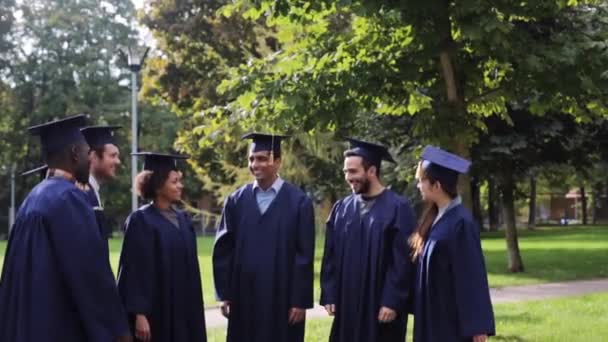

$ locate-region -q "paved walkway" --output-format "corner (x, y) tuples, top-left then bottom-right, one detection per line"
(205, 278), (608, 328)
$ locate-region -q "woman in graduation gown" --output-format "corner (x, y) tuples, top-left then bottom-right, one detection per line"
(117, 152), (207, 342)
(410, 146), (495, 342)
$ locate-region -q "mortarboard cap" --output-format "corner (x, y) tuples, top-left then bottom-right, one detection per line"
(28, 114), (88, 156)
(81, 125), (121, 147)
(133, 152), (189, 172)
(421, 145), (471, 174)
(241, 132), (290, 155)
(346, 138), (396, 165)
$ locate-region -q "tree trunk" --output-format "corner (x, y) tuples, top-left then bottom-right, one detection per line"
(592, 182), (602, 224)
(581, 185), (588, 225)
(527, 176), (537, 230)
(501, 173), (525, 272)
(435, 5), (473, 210)
(453, 141), (473, 210)
(471, 177), (484, 230)
(488, 178), (499, 231)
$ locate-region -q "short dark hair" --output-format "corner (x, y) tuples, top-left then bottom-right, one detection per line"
(135, 167), (174, 201)
(89, 144), (106, 159)
(249, 149), (281, 160)
(343, 149), (381, 177)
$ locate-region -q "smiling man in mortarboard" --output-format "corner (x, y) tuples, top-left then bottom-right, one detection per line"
(320, 138), (417, 342)
(212, 132), (316, 342)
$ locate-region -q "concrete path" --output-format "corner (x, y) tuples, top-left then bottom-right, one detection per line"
(205, 278), (608, 328)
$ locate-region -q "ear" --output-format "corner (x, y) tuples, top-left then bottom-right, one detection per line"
(368, 165), (378, 177)
(433, 180), (444, 192)
(273, 156), (282, 167)
(70, 144), (80, 162)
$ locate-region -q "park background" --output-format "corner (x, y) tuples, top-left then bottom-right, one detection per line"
(2, 0), (608, 341)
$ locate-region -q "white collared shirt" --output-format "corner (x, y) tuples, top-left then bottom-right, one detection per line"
(253, 176), (284, 214)
(89, 175), (102, 209)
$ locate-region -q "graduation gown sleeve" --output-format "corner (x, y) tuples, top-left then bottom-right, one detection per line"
(320, 201), (340, 306)
(50, 189), (129, 340)
(290, 196), (315, 309)
(213, 196), (236, 302)
(117, 211), (156, 315)
(380, 200), (416, 313)
(449, 220), (495, 337)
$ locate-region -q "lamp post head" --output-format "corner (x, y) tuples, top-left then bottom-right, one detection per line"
(118, 45), (150, 72)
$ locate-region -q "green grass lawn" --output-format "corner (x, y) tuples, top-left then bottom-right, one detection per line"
(1, 225), (608, 307)
(206, 291), (608, 341)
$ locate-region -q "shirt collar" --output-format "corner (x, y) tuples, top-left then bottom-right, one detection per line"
(253, 176), (284, 193)
(435, 196), (462, 223)
(88, 175), (100, 193)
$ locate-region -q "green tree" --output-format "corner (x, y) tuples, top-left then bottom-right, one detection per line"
(207, 0), (608, 272)
(0, 0), (141, 235)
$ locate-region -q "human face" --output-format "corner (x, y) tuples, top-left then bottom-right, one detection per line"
(248, 150), (280, 182)
(343, 156), (372, 195)
(157, 170), (183, 203)
(90, 144), (121, 180)
(73, 142), (91, 184)
(416, 162), (440, 203)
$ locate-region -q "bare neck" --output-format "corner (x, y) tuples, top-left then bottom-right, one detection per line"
(434, 193), (453, 210)
(153, 197), (172, 210)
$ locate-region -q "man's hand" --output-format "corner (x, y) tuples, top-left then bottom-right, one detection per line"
(220, 301), (231, 319)
(134, 314), (151, 341)
(473, 335), (488, 342)
(288, 307), (306, 325)
(324, 304), (336, 316)
(378, 306), (397, 323)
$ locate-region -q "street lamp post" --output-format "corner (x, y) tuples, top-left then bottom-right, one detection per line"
(119, 45), (149, 213)
(8, 164), (15, 235)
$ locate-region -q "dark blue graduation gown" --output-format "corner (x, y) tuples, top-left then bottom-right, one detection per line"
(117, 204), (207, 342)
(320, 190), (416, 342)
(213, 182), (315, 342)
(0, 177), (130, 341)
(413, 204), (495, 342)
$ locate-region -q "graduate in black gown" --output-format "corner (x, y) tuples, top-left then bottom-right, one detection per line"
(320, 138), (416, 342)
(213, 133), (316, 342)
(117, 152), (207, 342)
(81, 125), (122, 242)
(0, 115), (131, 342)
(410, 146), (495, 342)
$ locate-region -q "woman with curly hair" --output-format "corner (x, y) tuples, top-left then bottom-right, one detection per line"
(117, 152), (207, 342)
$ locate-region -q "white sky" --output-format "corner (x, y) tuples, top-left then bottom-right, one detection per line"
(131, 0), (144, 9)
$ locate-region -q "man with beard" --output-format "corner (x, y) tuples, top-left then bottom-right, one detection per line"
(81, 125), (122, 244)
(213, 133), (316, 342)
(0, 115), (131, 342)
(320, 138), (416, 342)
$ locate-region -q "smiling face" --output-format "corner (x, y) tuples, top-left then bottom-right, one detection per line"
(90, 144), (121, 180)
(343, 155), (374, 195)
(248, 150), (280, 182)
(156, 170), (184, 203)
